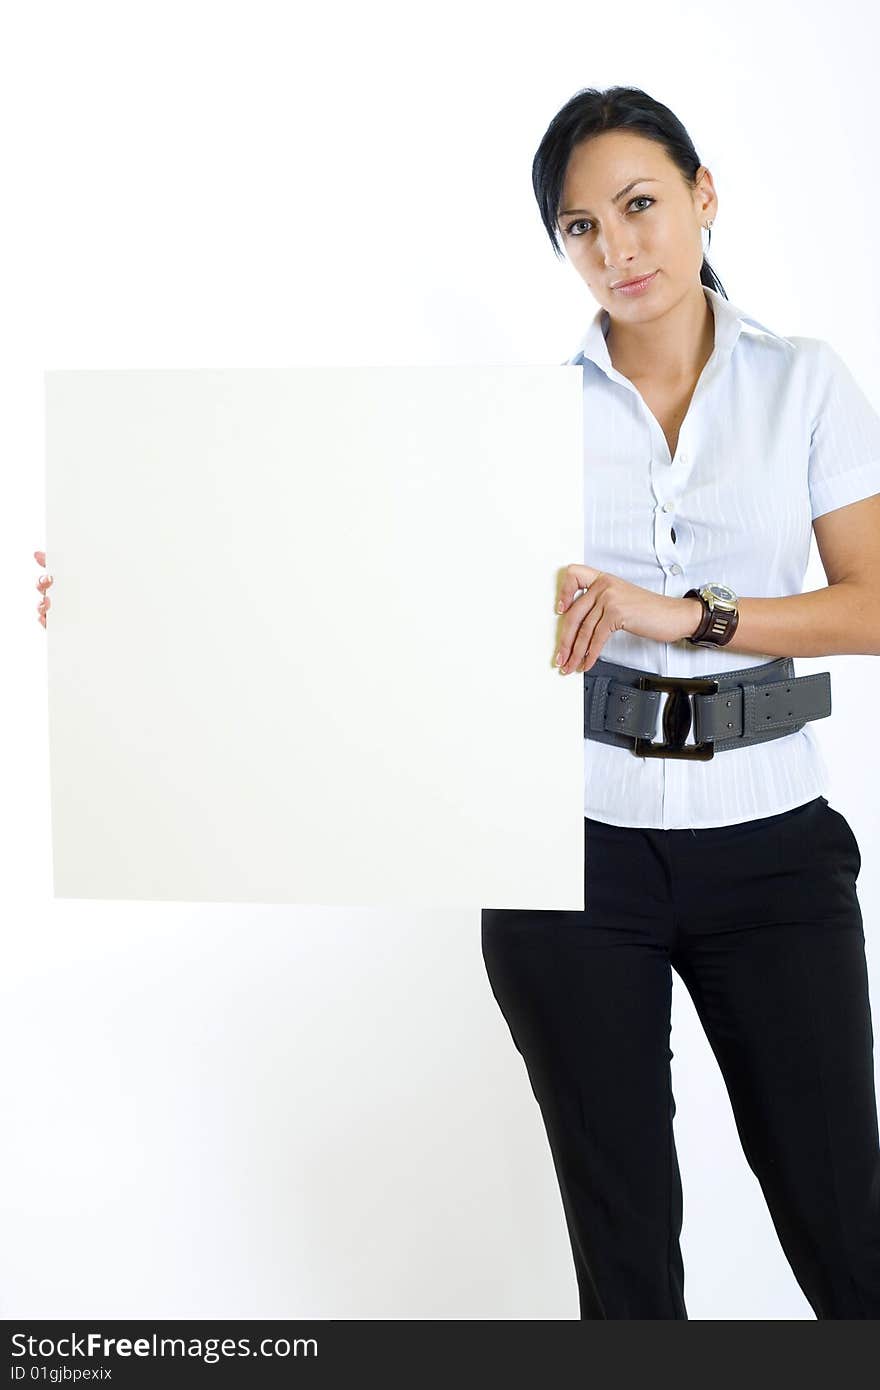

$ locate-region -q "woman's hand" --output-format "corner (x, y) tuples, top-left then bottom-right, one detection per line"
(34, 550), (53, 627)
(554, 564), (702, 673)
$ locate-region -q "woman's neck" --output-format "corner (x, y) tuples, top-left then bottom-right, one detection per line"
(605, 284), (715, 386)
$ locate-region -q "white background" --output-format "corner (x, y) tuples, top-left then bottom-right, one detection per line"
(3, 0), (879, 1320)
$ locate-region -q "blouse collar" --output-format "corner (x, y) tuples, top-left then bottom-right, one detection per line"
(564, 285), (783, 373)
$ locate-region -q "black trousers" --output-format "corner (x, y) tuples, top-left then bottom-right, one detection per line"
(481, 795), (880, 1318)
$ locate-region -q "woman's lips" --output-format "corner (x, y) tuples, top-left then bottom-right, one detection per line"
(612, 270), (658, 296)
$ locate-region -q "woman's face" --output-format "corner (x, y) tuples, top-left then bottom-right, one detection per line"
(556, 129), (718, 319)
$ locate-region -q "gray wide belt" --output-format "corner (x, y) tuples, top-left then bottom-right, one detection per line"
(583, 655), (831, 760)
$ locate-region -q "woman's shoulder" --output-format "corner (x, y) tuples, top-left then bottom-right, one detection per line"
(778, 332), (833, 361)
(738, 324), (839, 397)
(779, 335), (873, 405)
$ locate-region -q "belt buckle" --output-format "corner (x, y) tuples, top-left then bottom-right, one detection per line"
(631, 674), (720, 760)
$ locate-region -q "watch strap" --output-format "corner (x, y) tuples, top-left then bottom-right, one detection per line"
(685, 587), (739, 646)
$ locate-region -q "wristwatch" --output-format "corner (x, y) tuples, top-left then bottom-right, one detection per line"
(684, 583), (740, 647)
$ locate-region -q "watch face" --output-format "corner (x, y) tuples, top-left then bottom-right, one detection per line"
(706, 583), (737, 604)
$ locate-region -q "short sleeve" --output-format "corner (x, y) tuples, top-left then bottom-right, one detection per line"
(807, 339), (880, 520)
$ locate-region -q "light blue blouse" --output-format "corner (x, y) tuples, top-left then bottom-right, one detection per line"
(564, 286), (880, 828)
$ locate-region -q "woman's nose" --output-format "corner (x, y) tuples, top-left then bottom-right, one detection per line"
(603, 244), (640, 270)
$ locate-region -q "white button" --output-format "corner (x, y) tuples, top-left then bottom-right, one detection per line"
(679, 453), (687, 464)
(670, 564), (682, 575)
(662, 502), (672, 512)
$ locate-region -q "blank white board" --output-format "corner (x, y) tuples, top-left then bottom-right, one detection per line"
(45, 366), (585, 908)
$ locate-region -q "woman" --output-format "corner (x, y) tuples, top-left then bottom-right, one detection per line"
(481, 85), (880, 1319)
(32, 83), (880, 1320)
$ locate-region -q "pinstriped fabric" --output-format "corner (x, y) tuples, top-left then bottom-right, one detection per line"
(563, 287), (880, 829)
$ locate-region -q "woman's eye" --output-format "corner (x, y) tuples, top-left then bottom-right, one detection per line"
(566, 195), (654, 237)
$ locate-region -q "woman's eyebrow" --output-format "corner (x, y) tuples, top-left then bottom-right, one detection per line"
(558, 177), (660, 218)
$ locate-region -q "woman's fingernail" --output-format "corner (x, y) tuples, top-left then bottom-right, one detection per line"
(557, 600), (564, 612)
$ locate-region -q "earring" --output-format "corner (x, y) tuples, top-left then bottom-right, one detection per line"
(701, 218), (713, 251)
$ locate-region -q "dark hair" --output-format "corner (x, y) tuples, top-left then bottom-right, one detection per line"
(532, 84), (727, 298)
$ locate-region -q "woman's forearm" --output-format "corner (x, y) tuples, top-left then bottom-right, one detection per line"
(678, 583), (880, 658)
